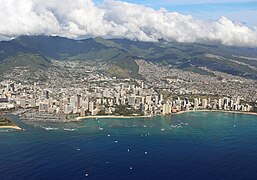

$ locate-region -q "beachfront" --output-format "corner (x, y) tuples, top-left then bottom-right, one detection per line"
(75, 110), (257, 121)
(0, 125), (22, 130)
(75, 115), (153, 121)
(173, 109), (257, 116)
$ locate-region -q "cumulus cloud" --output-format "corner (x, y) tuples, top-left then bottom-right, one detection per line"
(0, 0), (257, 47)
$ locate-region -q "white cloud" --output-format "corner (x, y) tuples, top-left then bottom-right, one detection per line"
(0, 0), (257, 47)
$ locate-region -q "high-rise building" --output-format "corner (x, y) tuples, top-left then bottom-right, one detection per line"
(70, 95), (78, 109)
(159, 94), (163, 103)
(194, 98), (199, 110)
(202, 99), (208, 109)
(230, 99), (234, 108)
(218, 99), (222, 110)
(162, 104), (171, 115)
(20, 98), (26, 108)
(128, 96), (136, 106)
(155, 95), (159, 105)
(115, 95), (120, 105)
(64, 104), (72, 114)
(145, 95), (152, 105)
(45, 90), (49, 99)
(81, 100), (89, 110)
(29, 98), (36, 107)
(213, 99), (218, 110)
(223, 98), (229, 107)
(39, 101), (49, 112)
(236, 97), (241, 105)
(89, 101), (94, 112)
(103, 89), (111, 98)
(80, 107), (85, 117)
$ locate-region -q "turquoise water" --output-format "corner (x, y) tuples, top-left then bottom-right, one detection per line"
(1, 112), (257, 180)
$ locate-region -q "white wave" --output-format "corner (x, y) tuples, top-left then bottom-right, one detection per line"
(64, 128), (75, 131)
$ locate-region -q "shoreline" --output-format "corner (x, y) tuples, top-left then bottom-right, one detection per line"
(0, 115), (23, 131)
(173, 110), (257, 116)
(6, 110), (257, 125)
(76, 110), (257, 121)
(0, 125), (22, 130)
(76, 115), (153, 121)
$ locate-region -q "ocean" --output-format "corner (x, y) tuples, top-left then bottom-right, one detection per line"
(1, 112), (257, 180)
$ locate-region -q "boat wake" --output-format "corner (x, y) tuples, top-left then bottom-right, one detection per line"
(41, 126), (59, 131)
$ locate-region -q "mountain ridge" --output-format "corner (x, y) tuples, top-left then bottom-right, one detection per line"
(1, 35), (257, 80)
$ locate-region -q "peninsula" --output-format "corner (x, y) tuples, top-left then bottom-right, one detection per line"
(0, 115), (22, 130)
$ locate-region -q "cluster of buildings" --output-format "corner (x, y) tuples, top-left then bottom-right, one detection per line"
(137, 60), (257, 102)
(0, 79), (254, 121)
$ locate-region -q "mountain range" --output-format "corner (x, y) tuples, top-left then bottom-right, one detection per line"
(1, 35), (257, 79)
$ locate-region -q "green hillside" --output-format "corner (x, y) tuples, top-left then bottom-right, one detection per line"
(0, 36), (257, 79)
(0, 39), (51, 79)
(0, 53), (50, 73)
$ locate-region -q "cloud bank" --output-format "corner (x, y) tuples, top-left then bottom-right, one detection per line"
(0, 0), (257, 47)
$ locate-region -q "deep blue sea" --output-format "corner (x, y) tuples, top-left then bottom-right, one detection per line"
(1, 112), (257, 180)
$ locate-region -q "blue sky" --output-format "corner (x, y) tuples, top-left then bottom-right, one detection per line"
(95, 0), (257, 26)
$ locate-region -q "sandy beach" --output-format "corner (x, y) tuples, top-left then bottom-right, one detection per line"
(75, 111), (257, 121)
(0, 125), (22, 130)
(173, 110), (257, 116)
(76, 115), (153, 121)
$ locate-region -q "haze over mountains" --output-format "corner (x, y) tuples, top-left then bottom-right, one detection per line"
(0, 35), (257, 80)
